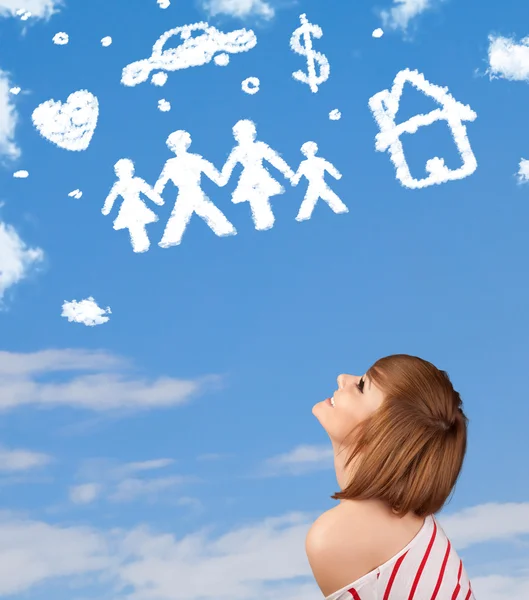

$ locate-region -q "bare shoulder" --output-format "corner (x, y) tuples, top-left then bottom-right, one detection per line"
(305, 502), (380, 597)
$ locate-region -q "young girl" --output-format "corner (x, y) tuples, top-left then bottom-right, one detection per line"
(307, 354), (475, 599)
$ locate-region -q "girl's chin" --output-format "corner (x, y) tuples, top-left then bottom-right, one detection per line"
(312, 401), (333, 424)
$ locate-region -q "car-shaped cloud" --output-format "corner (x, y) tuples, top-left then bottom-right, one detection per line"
(121, 22), (257, 87)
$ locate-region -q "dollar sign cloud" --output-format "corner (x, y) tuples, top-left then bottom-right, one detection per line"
(290, 13), (330, 93)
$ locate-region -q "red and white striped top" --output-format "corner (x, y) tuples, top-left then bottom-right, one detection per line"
(325, 514), (475, 600)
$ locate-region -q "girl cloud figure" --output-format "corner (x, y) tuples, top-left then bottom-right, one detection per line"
(155, 130), (237, 248)
(102, 158), (164, 253)
(291, 141), (348, 222)
(220, 119), (295, 231)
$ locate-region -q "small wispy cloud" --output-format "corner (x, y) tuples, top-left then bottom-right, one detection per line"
(380, 0), (440, 32)
(0, 348), (123, 376)
(69, 482), (102, 505)
(0, 69), (20, 160)
(0, 219), (44, 306)
(438, 502), (529, 550)
(76, 457), (176, 482)
(471, 572), (529, 600)
(516, 159), (529, 184)
(487, 35), (529, 82)
(0, 0), (63, 20)
(70, 457), (194, 505)
(121, 458), (175, 473)
(108, 475), (191, 503)
(202, 0), (275, 20)
(176, 496), (203, 512)
(0, 348), (221, 412)
(0, 446), (52, 472)
(257, 444), (334, 477)
(0, 3), (63, 167)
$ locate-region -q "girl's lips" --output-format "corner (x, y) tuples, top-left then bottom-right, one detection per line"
(325, 397), (334, 407)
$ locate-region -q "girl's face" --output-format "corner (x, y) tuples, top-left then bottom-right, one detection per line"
(312, 373), (386, 446)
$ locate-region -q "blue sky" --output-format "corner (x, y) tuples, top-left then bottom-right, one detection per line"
(0, 0), (529, 599)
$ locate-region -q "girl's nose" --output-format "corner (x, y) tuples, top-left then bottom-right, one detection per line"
(337, 374), (351, 389)
(337, 373), (362, 389)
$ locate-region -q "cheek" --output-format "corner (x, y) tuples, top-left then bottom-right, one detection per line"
(316, 406), (358, 444)
(332, 401), (371, 439)
(338, 405), (361, 429)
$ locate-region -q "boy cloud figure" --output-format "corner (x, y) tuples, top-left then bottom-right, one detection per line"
(155, 130), (237, 248)
(291, 141), (348, 222)
(220, 119), (295, 231)
(102, 158), (164, 253)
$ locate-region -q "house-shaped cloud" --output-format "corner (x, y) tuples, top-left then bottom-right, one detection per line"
(368, 68), (478, 189)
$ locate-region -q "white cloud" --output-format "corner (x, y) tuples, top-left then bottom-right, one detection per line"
(0, 510), (110, 596)
(0, 3), (63, 163)
(122, 458), (175, 473)
(108, 475), (191, 503)
(61, 296), (111, 327)
(258, 444), (334, 477)
(488, 35), (529, 81)
(0, 219), (43, 305)
(0, 69), (20, 160)
(380, 0), (439, 32)
(0, 502), (527, 599)
(202, 0), (274, 20)
(0, 4), (63, 160)
(517, 158), (529, 183)
(115, 512), (316, 600)
(69, 483), (102, 504)
(0, 348), (123, 376)
(0, 0), (63, 19)
(75, 457), (174, 483)
(471, 573), (529, 600)
(176, 496), (203, 512)
(0, 348), (220, 412)
(437, 502), (529, 549)
(0, 447), (51, 471)
(70, 457), (190, 505)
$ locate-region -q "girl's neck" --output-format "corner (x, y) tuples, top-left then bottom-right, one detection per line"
(332, 439), (352, 491)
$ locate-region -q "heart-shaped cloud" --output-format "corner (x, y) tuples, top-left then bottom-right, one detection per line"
(32, 90), (99, 151)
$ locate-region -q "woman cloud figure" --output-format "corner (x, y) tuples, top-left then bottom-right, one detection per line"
(220, 119), (295, 231)
(102, 158), (164, 253)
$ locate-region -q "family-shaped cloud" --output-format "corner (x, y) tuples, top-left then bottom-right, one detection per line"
(102, 119), (347, 252)
(25, 15), (480, 258)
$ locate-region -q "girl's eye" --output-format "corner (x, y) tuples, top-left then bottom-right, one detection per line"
(357, 377), (365, 393)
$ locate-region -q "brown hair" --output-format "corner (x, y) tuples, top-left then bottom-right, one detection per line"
(331, 354), (468, 517)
